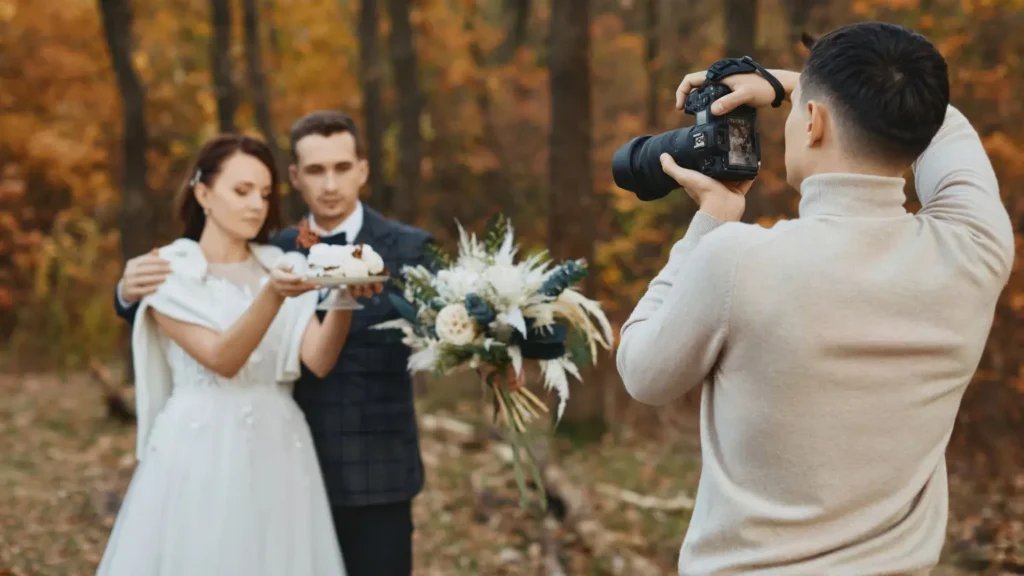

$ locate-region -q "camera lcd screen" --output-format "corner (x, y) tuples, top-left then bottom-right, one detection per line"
(727, 118), (757, 167)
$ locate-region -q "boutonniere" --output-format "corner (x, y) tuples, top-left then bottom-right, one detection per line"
(295, 217), (320, 250)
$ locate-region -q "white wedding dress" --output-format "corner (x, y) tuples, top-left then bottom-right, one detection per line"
(97, 241), (347, 576)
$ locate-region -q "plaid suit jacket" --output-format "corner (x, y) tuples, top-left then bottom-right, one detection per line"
(272, 206), (433, 507)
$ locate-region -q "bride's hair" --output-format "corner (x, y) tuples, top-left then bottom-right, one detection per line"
(176, 134), (282, 242)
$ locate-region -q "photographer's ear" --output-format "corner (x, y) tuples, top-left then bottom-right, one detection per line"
(805, 100), (828, 149)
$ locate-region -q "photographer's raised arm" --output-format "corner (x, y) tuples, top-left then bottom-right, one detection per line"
(914, 105), (1014, 280)
(616, 213), (739, 405)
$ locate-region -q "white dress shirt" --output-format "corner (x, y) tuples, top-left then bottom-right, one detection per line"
(308, 201), (364, 300)
(308, 200), (364, 241)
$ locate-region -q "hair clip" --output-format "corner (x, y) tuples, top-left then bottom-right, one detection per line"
(190, 169), (202, 188)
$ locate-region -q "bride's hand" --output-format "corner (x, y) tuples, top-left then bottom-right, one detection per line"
(268, 264), (318, 298)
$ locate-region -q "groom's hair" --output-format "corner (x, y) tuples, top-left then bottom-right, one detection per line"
(289, 111), (365, 162)
(800, 21), (949, 166)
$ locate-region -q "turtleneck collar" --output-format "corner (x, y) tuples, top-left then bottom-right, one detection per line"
(798, 173), (909, 219)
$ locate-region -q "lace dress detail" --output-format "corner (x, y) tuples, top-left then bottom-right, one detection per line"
(97, 257), (347, 576)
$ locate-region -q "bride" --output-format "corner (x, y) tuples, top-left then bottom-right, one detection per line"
(97, 134), (376, 575)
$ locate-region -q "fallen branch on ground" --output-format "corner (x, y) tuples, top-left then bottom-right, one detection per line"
(419, 412), (665, 575)
(595, 483), (694, 512)
(420, 413), (476, 439)
(541, 459), (665, 575)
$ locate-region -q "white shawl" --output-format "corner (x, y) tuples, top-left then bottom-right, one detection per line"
(130, 238), (317, 460)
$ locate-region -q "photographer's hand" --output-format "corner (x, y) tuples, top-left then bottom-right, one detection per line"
(660, 154), (752, 222)
(675, 69), (801, 114)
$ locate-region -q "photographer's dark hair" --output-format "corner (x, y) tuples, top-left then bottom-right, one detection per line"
(288, 110), (365, 161)
(800, 22), (949, 166)
(177, 134), (282, 243)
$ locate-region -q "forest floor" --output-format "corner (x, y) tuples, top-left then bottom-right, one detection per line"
(0, 371), (1021, 575)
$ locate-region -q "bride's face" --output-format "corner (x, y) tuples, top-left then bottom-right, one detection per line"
(195, 152), (272, 241)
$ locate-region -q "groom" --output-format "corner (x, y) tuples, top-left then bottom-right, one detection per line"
(114, 111), (432, 575)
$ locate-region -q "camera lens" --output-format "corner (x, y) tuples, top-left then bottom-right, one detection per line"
(611, 126), (699, 201)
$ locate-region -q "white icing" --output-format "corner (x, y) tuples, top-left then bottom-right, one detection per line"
(359, 244), (385, 274)
(307, 242), (384, 277)
(337, 257), (369, 277)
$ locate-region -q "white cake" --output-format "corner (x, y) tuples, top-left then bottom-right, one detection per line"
(306, 243), (386, 278)
(355, 244), (385, 275)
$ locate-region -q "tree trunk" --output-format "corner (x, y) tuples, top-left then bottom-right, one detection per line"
(644, 0), (659, 130)
(357, 0), (388, 213)
(387, 0), (422, 225)
(210, 0), (237, 133)
(242, 0), (298, 220)
(724, 0), (757, 60)
(97, 0), (151, 384)
(264, 0), (283, 61)
(782, 0), (820, 63)
(548, 0), (602, 437)
(465, 1), (513, 219)
(495, 0), (531, 64)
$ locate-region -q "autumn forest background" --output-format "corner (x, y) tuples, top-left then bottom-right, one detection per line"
(1, 0), (1023, 574)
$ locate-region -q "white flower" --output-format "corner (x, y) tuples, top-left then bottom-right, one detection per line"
(434, 303), (477, 345)
(525, 303), (555, 328)
(459, 254), (488, 273)
(436, 267), (482, 301)
(485, 264), (526, 303)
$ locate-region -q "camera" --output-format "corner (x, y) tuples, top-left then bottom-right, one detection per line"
(612, 80), (761, 201)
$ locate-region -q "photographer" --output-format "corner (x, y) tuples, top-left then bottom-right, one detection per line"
(616, 22), (1013, 574)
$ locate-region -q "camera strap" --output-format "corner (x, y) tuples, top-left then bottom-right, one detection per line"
(705, 56), (786, 108)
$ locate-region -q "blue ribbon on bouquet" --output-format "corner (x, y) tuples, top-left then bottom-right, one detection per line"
(464, 293), (567, 359)
(514, 319), (568, 360)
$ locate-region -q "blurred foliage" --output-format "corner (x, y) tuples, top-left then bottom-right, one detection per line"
(0, 0), (1022, 467)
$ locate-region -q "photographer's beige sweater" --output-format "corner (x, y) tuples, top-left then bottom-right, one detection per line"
(617, 106), (1014, 575)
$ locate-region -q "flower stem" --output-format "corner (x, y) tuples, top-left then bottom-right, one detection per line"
(518, 386), (550, 414)
(493, 381), (513, 430)
(506, 390), (528, 433)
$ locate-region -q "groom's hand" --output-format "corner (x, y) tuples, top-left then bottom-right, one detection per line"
(660, 154), (753, 222)
(121, 249), (171, 304)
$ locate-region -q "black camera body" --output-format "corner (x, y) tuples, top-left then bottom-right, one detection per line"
(682, 83), (760, 180)
(612, 57), (778, 202)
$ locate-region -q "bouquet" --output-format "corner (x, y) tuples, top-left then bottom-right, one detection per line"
(373, 214), (614, 509)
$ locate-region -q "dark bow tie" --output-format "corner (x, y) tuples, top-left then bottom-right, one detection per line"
(319, 231), (348, 245)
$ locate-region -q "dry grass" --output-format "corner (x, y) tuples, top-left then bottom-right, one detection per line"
(0, 371), (1019, 575)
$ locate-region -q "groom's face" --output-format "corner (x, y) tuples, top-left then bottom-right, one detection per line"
(290, 131), (368, 227)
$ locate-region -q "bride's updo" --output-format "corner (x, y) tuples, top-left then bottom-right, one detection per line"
(176, 134), (282, 243)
